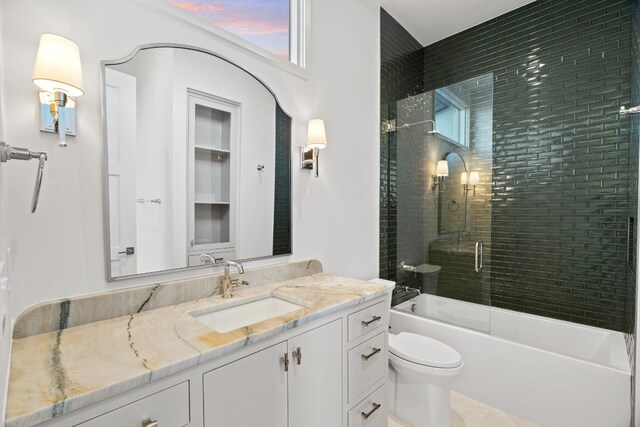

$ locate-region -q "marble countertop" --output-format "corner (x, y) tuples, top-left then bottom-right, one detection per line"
(5, 272), (392, 427)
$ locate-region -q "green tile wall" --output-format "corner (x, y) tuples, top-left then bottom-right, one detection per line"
(380, 9), (424, 286)
(273, 105), (292, 256)
(381, 0), (635, 332)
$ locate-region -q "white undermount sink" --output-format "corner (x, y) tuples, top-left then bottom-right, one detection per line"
(191, 296), (306, 333)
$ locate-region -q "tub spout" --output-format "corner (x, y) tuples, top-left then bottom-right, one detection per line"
(400, 261), (417, 272)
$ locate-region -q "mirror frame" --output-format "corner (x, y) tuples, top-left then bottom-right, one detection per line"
(101, 43), (292, 282)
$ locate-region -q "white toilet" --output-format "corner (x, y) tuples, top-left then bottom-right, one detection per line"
(388, 332), (463, 427)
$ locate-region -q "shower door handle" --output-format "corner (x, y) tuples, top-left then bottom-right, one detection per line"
(475, 240), (483, 272)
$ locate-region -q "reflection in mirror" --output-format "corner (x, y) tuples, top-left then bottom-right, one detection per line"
(430, 74), (494, 240)
(438, 152), (468, 234)
(394, 73), (493, 308)
(103, 45), (291, 281)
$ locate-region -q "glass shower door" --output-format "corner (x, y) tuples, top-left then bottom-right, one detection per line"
(391, 74), (494, 333)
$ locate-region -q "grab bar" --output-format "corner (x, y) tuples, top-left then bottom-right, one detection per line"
(0, 142), (48, 213)
(475, 240), (483, 272)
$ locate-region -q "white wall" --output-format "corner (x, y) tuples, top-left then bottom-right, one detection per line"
(0, 2), (12, 422)
(0, 0), (380, 328)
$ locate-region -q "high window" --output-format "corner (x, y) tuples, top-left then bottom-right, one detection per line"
(168, 0), (303, 65)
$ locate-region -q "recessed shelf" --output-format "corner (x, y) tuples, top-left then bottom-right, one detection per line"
(189, 93), (234, 254)
(195, 201), (230, 205)
(195, 145), (230, 155)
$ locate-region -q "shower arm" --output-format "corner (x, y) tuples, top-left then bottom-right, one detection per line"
(0, 142), (48, 213)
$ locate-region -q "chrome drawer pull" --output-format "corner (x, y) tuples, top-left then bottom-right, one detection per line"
(361, 402), (381, 420)
(293, 347), (302, 365)
(142, 418), (158, 427)
(281, 353), (289, 372)
(361, 347), (381, 361)
(361, 315), (381, 327)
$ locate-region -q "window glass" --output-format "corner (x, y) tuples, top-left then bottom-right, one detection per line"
(169, 0), (291, 61)
(435, 88), (469, 147)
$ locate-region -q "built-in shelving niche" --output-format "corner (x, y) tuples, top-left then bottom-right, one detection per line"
(188, 93), (237, 260)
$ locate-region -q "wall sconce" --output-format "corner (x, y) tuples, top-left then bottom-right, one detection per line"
(462, 171), (480, 195)
(300, 119), (327, 178)
(469, 171), (480, 195)
(32, 33), (84, 147)
(432, 160), (449, 190)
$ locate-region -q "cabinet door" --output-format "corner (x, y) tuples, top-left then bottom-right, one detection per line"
(288, 319), (342, 427)
(203, 342), (288, 427)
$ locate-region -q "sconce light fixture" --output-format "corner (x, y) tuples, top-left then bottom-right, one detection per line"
(432, 160), (449, 190)
(469, 171), (480, 195)
(32, 33), (84, 147)
(463, 171), (480, 195)
(300, 119), (327, 178)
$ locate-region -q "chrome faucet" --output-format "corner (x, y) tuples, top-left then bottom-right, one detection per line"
(221, 260), (248, 298)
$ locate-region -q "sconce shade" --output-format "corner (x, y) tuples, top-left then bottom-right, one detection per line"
(461, 172), (468, 185)
(469, 171), (480, 185)
(436, 160), (449, 177)
(307, 119), (327, 149)
(32, 34), (84, 97)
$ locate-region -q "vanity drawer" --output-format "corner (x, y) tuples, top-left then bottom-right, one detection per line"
(348, 301), (386, 341)
(188, 250), (236, 266)
(348, 332), (386, 402)
(348, 384), (386, 427)
(74, 381), (190, 427)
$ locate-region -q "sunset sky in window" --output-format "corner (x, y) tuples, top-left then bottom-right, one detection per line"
(169, 0), (290, 60)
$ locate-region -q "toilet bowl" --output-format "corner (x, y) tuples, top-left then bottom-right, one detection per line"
(388, 332), (463, 427)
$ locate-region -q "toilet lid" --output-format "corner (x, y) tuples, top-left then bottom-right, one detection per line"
(388, 332), (462, 368)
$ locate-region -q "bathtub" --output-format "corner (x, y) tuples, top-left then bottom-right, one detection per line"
(391, 294), (631, 427)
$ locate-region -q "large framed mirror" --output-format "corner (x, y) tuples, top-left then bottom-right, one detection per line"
(102, 45), (292, 281)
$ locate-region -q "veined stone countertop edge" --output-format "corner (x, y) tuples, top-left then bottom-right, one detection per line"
(5, 272), (393, 427)
(13, 259), (325, 339)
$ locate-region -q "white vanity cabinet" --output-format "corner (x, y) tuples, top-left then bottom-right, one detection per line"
(202, 319), (342, 427)
(202, 342), (288, 426)
(73, 381), (190, 427)
(38, 296), (389, 427)
(345, 301), (389, 426)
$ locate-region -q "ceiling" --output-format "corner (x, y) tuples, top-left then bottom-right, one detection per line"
(379, 0), (537, 46)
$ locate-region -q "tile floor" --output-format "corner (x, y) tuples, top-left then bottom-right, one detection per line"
(388, 391), (538, 427)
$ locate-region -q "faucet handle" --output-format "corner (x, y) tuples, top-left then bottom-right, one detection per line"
(230, 279), (250, 288)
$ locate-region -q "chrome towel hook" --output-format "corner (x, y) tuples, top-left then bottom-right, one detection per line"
(0, 142), (48, 213)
